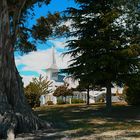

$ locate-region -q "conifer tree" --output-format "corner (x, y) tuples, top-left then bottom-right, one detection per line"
(65, 0), (140, 110)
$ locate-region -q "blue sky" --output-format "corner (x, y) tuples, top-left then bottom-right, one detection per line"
(16, 0), (77, 86)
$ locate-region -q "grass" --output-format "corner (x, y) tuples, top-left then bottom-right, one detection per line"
(33, 103), (140, 140)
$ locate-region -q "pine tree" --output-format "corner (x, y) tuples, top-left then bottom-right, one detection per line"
(65, 0), (140, 110)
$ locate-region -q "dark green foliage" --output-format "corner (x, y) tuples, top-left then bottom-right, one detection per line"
(7, 0), (67, 54)
(75, 81), (91, 91)
(71, 98), (84, 104)
(32, 12), (69, 41)
(57, 99), (66, 105)
(24, 82), (40, 108)
(65, 0), (140, 83)
(7, 0), (50, 50)
(64, 0), (140, 109)
(125, 89), (140, 106)
(75, 81), (92, 105)
(123, 75), (140, 105)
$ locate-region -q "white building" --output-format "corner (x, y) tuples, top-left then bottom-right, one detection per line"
(40, 46), (79, 105)
(40, 46), (123, 105)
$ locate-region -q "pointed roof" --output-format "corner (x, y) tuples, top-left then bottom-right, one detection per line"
(48, 46), (58, 70)
(52, 46), (56, 65)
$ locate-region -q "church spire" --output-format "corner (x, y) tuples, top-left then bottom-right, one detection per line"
(46, 46), (58, 81)
(47, 45), (58, 70)
(52, 46), (56, 65)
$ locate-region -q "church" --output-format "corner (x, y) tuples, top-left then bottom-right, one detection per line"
(40, 46), (123, 105)
(40, 46), (79, 105)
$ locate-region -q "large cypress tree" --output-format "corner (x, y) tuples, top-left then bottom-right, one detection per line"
(0, 0), (66, 138)
(65, 0), (140, 109)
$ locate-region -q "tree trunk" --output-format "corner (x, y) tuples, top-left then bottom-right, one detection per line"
(0, 1), (50, 139)
(86, 86), (90, 105)
(65, 96), (67, 103)
(62, 96), (64, 101)
(106, 83), (112, 111)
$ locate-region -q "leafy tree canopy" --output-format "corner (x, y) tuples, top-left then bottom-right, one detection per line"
(4, 0), (68, 53)
(24, 75), (52, 107)
(53, 84), (73, 97)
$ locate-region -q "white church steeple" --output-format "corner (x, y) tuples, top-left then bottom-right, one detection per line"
(49, 46), (58, 70)
(46, 46), (58, 81)
(52, 46), (56, 65)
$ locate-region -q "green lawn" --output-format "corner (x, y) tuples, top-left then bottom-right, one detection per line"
(33, 103), (140, 140)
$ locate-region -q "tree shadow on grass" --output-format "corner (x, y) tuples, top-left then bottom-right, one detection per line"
(16, 129), (65, 140)
(21, 104), (140, 139)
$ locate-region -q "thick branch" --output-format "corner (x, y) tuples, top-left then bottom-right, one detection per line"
(12, 0), (27, 44)
(0, 0), (10, 48)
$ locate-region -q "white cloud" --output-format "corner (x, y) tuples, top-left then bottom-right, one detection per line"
(51, 40), (67, 49)
(22, 75), (35, 87)
(15, 48), (72, 86)
(49, 37), (77, 50)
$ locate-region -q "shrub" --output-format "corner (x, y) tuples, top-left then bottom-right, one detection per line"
(46, 101), (54, 105)
(57, 99), (66, 105)
(71, 98), (84, 104)
(24, 75), (52, 108)
(24, 90), (40, 108)
(53, 85), (73, 98)
(124, 86), (140, 105)
(123, 74), (140, 106)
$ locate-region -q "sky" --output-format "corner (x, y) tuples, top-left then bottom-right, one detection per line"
(15, 0), (77, 86)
